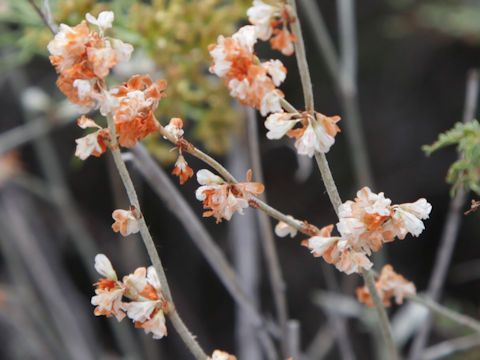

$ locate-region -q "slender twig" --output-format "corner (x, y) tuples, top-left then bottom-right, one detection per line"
(41, 0), (58, 33)
(408, 294), (480, 332)
(27, 0), (57, 34)
(246, 107), (290, 356)
(286, 1), (396, 358)
(408, 69), (479, 360)
(106, 116), (207, 360)
(130, 144), (278, 360)
(421, 334), (480, 360)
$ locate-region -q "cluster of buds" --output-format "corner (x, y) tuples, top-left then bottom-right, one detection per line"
(275, 187), (431, 274)
(247, 0), (297, 55)
(91, 254), (168, 339)
(356, 265), (416, 307)
(195, 169), (265, 223)
(47, 12), (167, 160)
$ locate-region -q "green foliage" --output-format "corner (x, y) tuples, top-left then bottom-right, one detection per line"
(423, 120), (480, 196)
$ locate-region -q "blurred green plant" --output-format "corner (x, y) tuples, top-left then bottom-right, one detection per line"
(423, 120), (480, 196)
(1, 0), (250, 160)
(385, 0), (480, 43)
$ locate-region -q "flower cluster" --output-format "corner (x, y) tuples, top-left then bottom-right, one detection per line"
(267, 111), (341, 157)
(298, 187), (432, 274)
(47, 12), (167, 159)
(356, 265), (416, 307)
(209, 25), (286, 116)
(91, 254), (168, 339)
(247, 0), (297, 55)
(195, 169), (265, 223)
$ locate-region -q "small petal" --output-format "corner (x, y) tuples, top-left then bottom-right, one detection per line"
(94, 254), (117, 280)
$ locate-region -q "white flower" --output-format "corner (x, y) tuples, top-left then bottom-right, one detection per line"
(247, 0), (277, 40)
(147, 266), (162, 292)
(260, 90), (283, 116)
(112, 209), (140, 236)
(94, 254), (117, 280)
(274, 216), (298, 238)
(164, 118), (184, 140)
(91, 287), (125, 321)
(73, 79), (93, 101)
(357, 188), (392, 216)
(196, 169), (224, 186)
(392, 208), (425, 237)
(74, 131), (104, 160)
(124, 300), (159, 323)
(262, 60), (286, 86)
(209, 36), (231, 77)
(311, 121), (335, 153)
(232, 25), (258, 53)
(123, 267), (147, 298)
(265, 112), (298, 139)
(86, 11), (114, 32)
(140, 310), (167, 339)
(111, 38), (134, 63)
(337, 217), (367, 240)
(307, 235), (340, 256)
(228, 78), (249, 100)
(398, 198), (432, 220)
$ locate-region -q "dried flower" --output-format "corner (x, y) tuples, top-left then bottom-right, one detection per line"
(356, 265), (416, 307)
(112, 208), (140, 236)
(195, 169), (264, 223)
(172, 154), (194, 184)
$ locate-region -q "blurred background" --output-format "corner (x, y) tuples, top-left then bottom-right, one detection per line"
(1, 0), (480, 359)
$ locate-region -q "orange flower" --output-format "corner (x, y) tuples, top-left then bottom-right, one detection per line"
(356, 265), (416, 307)
(172, 155), (194, 184)
(113, 75), (166, 147)
(112, 207), (140, 236)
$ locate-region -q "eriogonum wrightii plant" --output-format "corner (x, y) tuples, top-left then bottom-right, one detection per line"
(298, 187), (432, 274)
(356, 265), (416, 307)
(91, 254), (168, 339)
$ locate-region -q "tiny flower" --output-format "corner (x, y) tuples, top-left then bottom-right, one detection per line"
(260, 89), (283, 116)
(171, 154), (194, 185)
(94, 254), (117, 280)
(301, 225), (339, 256)
(86, 11), (114, 32)
(247, 0), (279, 40)
(138, 309), (167, 339)
(274, 215), (298, 238)
(196, 169), (224, 186)
(262, 60), (287, 86)
(123, 267), (147, 298)
(124, 300), (160, 323)
(146, 266), (162, 292)
(74, 128), (110, 160)
(112, 208), (140, 236)
(356, 265), (416, 307)
(164, 117), (184, 140)
(265, 112), (299, 139)
(91, 287), (126, 321)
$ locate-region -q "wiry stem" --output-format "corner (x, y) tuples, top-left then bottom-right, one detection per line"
(107, 116), (207, 360)
(286, 0), (396, 358)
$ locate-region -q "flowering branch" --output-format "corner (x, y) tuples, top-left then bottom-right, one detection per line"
(105, 115), (207, 360)
(286, 0), (397, 358)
